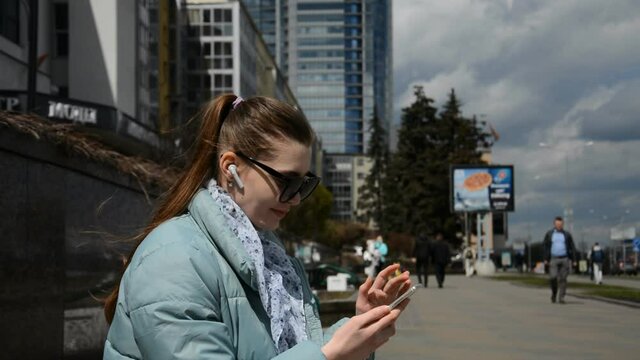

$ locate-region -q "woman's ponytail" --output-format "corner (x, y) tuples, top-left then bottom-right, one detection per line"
(103, 94), (236, 324)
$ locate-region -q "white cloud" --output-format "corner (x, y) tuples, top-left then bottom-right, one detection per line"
(393, 0), (640, 246)
(562, 86), (620, 124)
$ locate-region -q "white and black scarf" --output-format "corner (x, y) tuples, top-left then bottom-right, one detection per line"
(206, 179), (307, 353)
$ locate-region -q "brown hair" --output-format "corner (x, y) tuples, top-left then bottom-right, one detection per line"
(103, 95), (314, 323)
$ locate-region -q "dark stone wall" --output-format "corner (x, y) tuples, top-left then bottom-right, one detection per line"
(0, 129), (157, 358)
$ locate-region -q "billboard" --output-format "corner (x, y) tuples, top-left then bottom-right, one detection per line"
(610, 226), (636, 241)
(451, 165), (515, 212)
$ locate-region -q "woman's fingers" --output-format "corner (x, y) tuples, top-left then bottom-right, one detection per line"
(376, 323), (397, 345)
(359, 276), (374, 297)
(395, 279), (412, 298)
(383, 271), (410, 295)
(368, 304), (402, 335)
(324, 303), (405, 360)
(371, 264), (400, 290)
(356, 305), (391, 328)
(368, 279), (412, 307)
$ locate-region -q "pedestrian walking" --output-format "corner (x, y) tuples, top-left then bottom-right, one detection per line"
(102, 95), (413, 359)
(374, 235), (389, 275)
(591, 242), (605, 285)
(431, 233), (451, 288)
(463, 246), (475, 277)
(363, 239), (379, 279)
(543, 216), (576, 304)
(514, 250), (524, 273)
(587, 247), (594, 280)
(413, 232), (431, 287)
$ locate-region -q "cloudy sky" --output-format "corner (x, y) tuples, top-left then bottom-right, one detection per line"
(393, 0), (640, 247)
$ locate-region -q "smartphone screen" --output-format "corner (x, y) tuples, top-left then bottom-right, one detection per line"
(389, 285), (416, 309)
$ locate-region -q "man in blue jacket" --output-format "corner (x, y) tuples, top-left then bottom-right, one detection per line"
(543, 216), (576, 304)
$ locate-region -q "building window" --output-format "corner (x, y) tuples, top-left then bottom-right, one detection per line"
(298, 26), (343, 35)
(346, 74), (362, 84)
(212, 41), (233, 69)
(298, 3), (343, 11)
(297, 14), (343, 23)
(346, 98), (361, 107)
(212, 74), (233, 97)
(345, 39), (361, 48)
(57, 86), (68, 98)
(297, 73), (344, 82)
(53, 3), (69, 57)
(188, 9), (201, 23)
(345, 15), (361, 25)
(298, 37), (344, 47)
(345, 62), (361, 71)
(298, 49), (344, 58)
(0, 0), (19, 45)
(346, 121), (361, 130)
(214, 8), (232, 22)
(346, 86), (362, 95)
(213, 8), (232, 36)
(346, 4), (361, 14)
(345, 27), (361, 36)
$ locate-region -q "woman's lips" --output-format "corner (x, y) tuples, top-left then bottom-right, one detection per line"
(271, 208), (288, 219)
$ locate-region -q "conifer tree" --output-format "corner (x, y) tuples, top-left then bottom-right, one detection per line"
(383, 86), (438, 235)
(383, 87), (493, 244)
(357, 108), (388, 229)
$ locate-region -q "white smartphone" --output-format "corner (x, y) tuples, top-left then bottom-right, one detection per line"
(388, 285), (416, 309)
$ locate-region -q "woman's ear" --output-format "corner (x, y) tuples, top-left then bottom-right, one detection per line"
(219, 151), (240, 183)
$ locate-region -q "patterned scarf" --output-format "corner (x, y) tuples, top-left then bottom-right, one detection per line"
(206, 179), (307, 353)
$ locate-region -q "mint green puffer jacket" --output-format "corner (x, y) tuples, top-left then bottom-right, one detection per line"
(104, 189), (347, 359)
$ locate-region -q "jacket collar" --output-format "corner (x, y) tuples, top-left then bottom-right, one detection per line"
(188, 189), (262, 291)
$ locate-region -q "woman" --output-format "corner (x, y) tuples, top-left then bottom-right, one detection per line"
(103, 95), (412, 359)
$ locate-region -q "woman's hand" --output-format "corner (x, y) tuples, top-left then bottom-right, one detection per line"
(321, 301), (409, 360)
(356, 264), (412, 315)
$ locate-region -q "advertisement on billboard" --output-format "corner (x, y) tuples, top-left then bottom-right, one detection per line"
(610, 226), (636, 241)
(451, 165), (515, 212)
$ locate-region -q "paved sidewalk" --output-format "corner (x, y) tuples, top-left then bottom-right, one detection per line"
(376, 275), (639, 360)
(567, 274), (640, 289)
(492, 271), (640, 289)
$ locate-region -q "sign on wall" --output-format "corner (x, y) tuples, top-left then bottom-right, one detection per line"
(0, 96), (20, 111)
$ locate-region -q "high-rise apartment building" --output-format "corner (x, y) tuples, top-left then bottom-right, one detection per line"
(180, 0), (329, 174)
(148, 0), (189, 141)
(365, 0), (392, 134)
(243, 0), (287, 67)
(244, 0), (392, 220)
(182, 0), (298, 116)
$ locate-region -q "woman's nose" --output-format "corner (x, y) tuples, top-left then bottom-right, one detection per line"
(288, 192), (302, 206)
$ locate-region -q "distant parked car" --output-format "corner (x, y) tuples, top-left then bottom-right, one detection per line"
(612, 261), (638, 276)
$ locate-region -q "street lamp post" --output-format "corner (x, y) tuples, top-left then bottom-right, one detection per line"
(538, 141), (594, 234)
(526, 222), (532, 272)
(26, 0), (39, 111)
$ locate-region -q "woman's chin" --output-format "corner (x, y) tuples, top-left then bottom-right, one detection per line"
(254, 218), (280, 231)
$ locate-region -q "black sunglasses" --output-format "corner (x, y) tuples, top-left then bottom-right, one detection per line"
(235, 151), (321, 203)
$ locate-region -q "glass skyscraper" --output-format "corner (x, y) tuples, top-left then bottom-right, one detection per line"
(244, 0), (392, 220)
(243, 0), (287, 67)
(366, 0), (393, 136)
(290, 0), (365, 154)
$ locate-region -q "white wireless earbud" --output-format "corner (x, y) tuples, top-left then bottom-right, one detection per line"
(228, 164), (244, 189)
